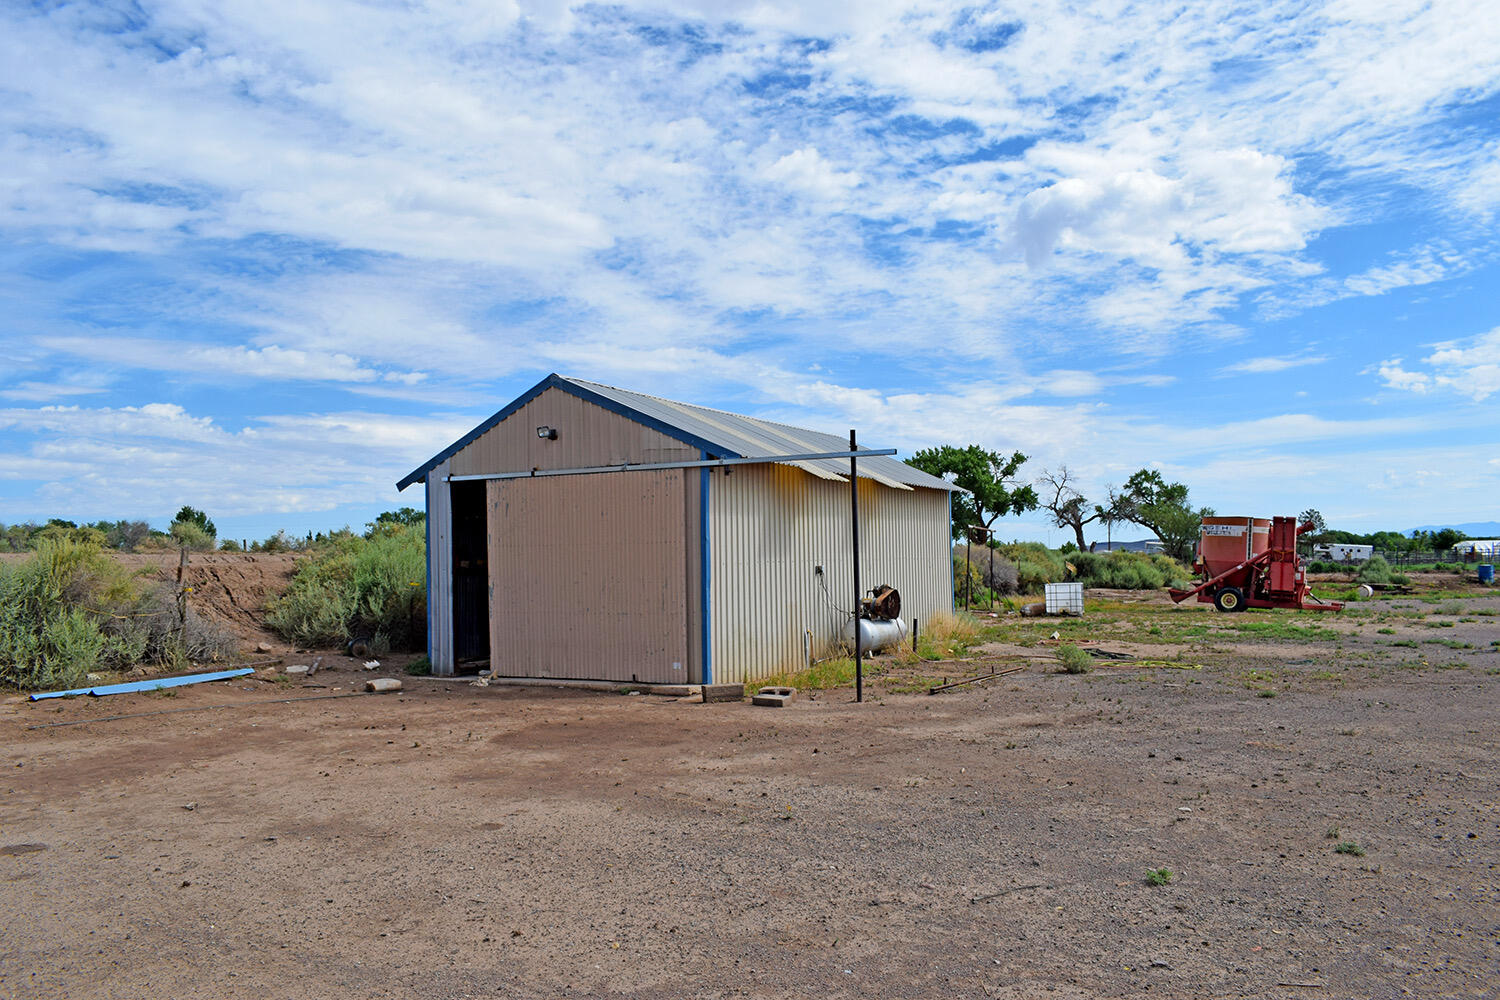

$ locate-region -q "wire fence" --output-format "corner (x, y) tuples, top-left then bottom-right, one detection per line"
(1374, 548), (1499, 566)
(1302, 547), (1498, 567)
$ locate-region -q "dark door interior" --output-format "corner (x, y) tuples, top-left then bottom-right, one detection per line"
(451, 481), (490, 665)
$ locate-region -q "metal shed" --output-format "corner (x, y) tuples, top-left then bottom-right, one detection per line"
(397, 374), (956, 684)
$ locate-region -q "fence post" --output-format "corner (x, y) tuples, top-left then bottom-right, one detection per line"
(176, 546), (189, 648)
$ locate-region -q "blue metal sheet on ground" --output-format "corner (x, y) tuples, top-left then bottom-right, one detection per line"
(28, 668), (256, 701)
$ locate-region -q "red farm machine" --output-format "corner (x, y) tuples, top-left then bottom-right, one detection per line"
(1168, 515), (1342, 613)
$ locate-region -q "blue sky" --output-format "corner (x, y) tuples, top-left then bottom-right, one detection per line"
(2, 0), (1497, 545)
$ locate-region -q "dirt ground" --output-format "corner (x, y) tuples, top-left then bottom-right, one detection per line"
(3, 589), (1498, 999)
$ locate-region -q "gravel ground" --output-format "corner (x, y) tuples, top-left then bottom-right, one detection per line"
(3, 596), (1498, 999)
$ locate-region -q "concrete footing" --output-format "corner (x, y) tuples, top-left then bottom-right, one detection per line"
(702, 684), (744, 704)
(751, 686), (796, 708)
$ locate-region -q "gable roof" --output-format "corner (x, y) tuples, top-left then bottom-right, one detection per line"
(397, 373), (956, 493)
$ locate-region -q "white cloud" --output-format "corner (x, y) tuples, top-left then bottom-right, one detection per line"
(1376, 360), (1430, 393)
(0, 401), (473, 519)
(1422, 327), (1500, 400)
(0, 381), (110, 402)
(41, 337), (404, 384)
(1376, 327), (1500, 401)
(1219, 354), (1329, 376)
(1259, 242), (1474, 318)
(5, 0), (1491, 365)
(760, 147), (862, 200)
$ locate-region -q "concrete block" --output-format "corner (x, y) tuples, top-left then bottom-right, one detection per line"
(701, 683), (744, 704)
(751, 686), (796, 708)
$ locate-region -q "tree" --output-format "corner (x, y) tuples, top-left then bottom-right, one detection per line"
(907, 445), (1038, 540)
(368, 507), (426, 537)
(1036, 466), (1101, 550)
(372, 507), (425, 527)
(1429, 527), (1468, 554)
(1114, 469), (1213, 563)
(171, 505), (216, 539)
(1093, 486), (1127, 551)
(1298, 508), (1327, 555)
(89, 519), (151, 552)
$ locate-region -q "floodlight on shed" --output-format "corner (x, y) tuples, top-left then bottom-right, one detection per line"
(536, 425), (557, 440)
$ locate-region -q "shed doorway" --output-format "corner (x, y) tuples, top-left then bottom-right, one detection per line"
(450, 480), (491, 666)
(487, 470), (689, 683)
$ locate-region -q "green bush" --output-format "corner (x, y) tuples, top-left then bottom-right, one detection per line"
(953, 544), (1188, 595)
(1356, 556), (1395, 585)
(0, 539), (234, 690)
(953, 547), (1019, 598)
(1069, 550), (1187, 590)
(169, 520), (216, 551)
(350, 531), (427, 649)
(265, 546), (357, 646)
(1055, 643), (1092, 674)
(267, 525), (426, 650)
(997, 542), (1069, 589)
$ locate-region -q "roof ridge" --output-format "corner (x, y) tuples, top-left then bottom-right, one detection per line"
(562, 375), (848, 444)
(398, 372), (956, 492)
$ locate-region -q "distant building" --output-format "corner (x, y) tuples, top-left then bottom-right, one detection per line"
(1451, 539), (1500, 558)
(1312, 543), (1374, 563)
(1090, 539), (1164, 554)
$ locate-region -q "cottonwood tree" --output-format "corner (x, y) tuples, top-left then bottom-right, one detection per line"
(1114, 470), (1213, 563)
(1037, 465), (1100, 550)
(908, 445), (1038, 540)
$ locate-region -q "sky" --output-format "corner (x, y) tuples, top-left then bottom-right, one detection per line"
(2, 0), (1497, 546)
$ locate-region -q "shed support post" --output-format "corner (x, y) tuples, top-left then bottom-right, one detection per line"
(851, 429), (862, 704)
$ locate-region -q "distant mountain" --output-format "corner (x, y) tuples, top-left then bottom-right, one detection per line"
(1411, 521), (1500, 537)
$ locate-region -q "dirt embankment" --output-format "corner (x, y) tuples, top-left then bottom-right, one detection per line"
(0, 551), (305, 651)
(119, 553), (305, 648)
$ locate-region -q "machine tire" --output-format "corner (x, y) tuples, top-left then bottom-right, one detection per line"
(1213, 587), (1245, 613)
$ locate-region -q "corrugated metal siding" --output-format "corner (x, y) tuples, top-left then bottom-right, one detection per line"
(451, 387), (698, 476)
(487, 470), (692, 683)
(425, 460), (455, 676)
(709, 464), (950, 684)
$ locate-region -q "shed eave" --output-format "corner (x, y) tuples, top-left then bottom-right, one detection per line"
(395, 373), (744, 491)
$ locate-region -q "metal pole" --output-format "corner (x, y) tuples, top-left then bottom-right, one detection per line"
(964, 536), (971, 610)
(851, 429), (862, 704)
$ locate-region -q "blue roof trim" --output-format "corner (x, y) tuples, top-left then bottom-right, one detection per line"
(396, 373), (741, 490)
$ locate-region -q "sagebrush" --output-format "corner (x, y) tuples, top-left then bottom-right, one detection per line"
(0, 539), (235, 690)
(267, 525), (426, 650)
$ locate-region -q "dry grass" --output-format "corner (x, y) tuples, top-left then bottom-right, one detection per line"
(914, 610), (982, 660)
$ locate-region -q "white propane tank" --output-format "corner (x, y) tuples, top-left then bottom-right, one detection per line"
(841, 616), (910, 652)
